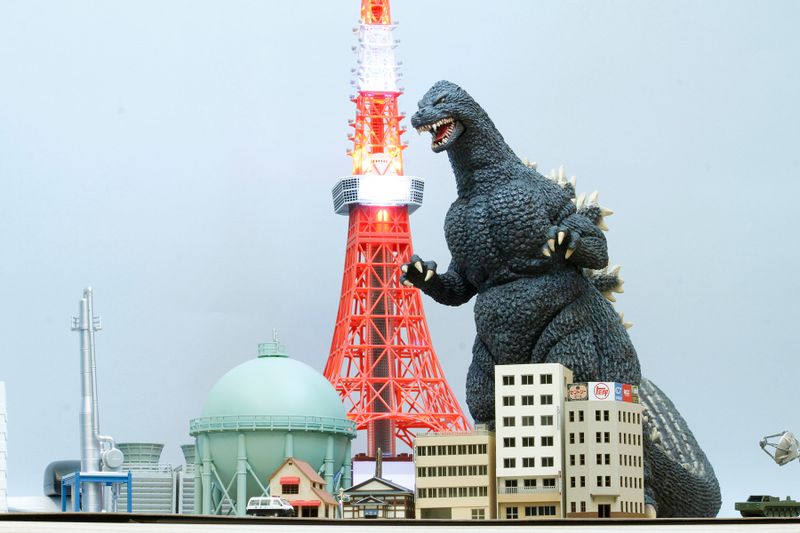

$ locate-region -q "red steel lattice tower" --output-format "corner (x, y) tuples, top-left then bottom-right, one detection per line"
(325, 0), (470, 457)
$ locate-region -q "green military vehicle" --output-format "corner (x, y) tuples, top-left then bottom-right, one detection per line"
(735, 495), (800, 517)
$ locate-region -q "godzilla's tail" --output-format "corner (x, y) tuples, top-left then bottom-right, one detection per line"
(640, 377), (722, 517)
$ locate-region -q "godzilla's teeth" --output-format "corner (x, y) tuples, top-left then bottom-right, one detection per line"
(542, 246), (551, 258)
(548, 239), (556, 252)
(597, 219), (609, 231)
(414, 261), (423, 273)
(564, 248), (575, 260)
(424, 270), (435, 282)
(557, 231), (566, 245)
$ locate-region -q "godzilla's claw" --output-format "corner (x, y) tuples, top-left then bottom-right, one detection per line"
(565, 230), (582, 261)
(542, 246), (551, 258)
(402, 255), (438, 286)
(565, 247), (575, 260)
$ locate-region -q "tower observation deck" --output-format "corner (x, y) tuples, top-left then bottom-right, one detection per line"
(324, 0), (470, 457)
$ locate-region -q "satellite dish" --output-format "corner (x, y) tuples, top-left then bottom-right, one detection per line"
(760, 431), (800, 466)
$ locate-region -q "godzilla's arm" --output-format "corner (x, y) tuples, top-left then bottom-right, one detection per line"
(401, 256), (477, 306)
(556, 210), (609, 270)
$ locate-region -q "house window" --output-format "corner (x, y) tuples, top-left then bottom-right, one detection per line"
(540, 394), (553, 405)
(521, 395), (535, 406)
(521, 416), (535, 426)
(523, 479), (537, 488)
(540, 373), (553, 384)
(521, 374), (534, 385)
(471, 508), (485, 520)
(541, 436), (553, 446)
(503, 396), (515, 406)
(503, 437), (516, 447)
(522, 437), (535, 447)
(504, 479), (518, 488)
(301, 507), (318, 517)
(282, 483), (299, 494)
(522, 457), (535, 468)
(502, 375), (514, 386)
(525, 506), (537, 516)
(571, 502), (577, 513)
(543, 478), (556, 488)
(503, 458), (516, 468)
(503, 416), (515, 427)
(541, 415), (553, 426)
(505, 506), (518, 519)
(541, 457), (554, 467)
(581, 501), (586, 512)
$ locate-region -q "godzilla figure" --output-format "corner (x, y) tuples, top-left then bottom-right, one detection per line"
(401, 80), (721, 517)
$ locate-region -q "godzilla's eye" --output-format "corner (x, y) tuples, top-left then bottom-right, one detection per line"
(434, 95), (447, 105)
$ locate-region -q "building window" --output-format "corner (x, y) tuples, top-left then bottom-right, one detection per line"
(541, 457), (554, 467)
(417, 467), (425, 477)
(521, 395), (535, 406)
(541, 415), (553, 426)
(521, 374), (534, 385)
(524, 478), (537, 488)
(471, 508), (485, 520)
(479, 444), (487, 454)
(595, 410), (601, 421)
(522, 416), (534, 426)
(596, 453), (602, 465)
(604, 410), (610, 421)
(541, 436), (553, 446)
(569, 433), (575, 444)
(504, 479), (518, 488)
(569, 411), (575, 422)
(604, 432), (610, 443)
(605, 475), (611, 487)
(522, 457), (535, 468)
(540, 373), (553, 384)
(543, 478), (556, 488)
(503, 416), (515, 427)
(597, 476), (602, 487)
(581, 501), (586, 512)
(579, 432), (585, 443)
(571, 502), (577, 513)
(502, 375), (514, 386)
(282, 483), (299, 494)
(579, 410), (585, 422)
(540, 394), (553, 405)
(580, 476), (586, 487)
(505, 507), (518, 520)
(605, 453), (611, 465)
(570, 454), (575, 466)
(580, 454), (585, 465)
(417, 446), (426, 456)
(503, 437), (516, 447)
(570, 476), (576, 488)
(522, 436), (535, 447)
(525, 506), (537, 517)
(503, 396), (515, 406)
(301, 507), (318, 517)
(503, 458), (516, 468)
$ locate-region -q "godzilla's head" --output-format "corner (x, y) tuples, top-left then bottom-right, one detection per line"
(411, 80), (481, 154)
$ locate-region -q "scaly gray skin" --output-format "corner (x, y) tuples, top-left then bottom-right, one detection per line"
(402, 80), (721, 517)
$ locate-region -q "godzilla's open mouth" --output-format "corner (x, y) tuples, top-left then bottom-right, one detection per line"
(415, 117), (463, 152)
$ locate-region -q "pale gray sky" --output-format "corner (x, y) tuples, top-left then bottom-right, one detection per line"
(1, 0), (798, 517)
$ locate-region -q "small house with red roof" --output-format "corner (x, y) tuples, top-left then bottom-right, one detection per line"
(268, 457), (337, 518)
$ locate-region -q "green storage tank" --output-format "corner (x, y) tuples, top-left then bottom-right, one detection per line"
(189, 336), (356, 516)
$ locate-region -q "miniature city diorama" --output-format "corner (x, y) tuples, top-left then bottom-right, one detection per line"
(0, 0), (795, 524)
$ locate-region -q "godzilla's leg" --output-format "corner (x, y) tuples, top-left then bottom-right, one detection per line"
(640, 378), (722, 517)
(535, 326), (600, 382)
(466, 336), (496, 427)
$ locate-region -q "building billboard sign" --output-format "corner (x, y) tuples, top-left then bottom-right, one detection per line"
(567, 383), (588, 401)
(614, 383), (623, 401)
(589, 382), (614, 401)
(622, 384), (633, 402)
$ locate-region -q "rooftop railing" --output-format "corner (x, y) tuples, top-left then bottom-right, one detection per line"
(189, 415), (357, 437)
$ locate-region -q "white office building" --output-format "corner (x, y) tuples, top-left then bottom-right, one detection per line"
(494, 363), (572, 520)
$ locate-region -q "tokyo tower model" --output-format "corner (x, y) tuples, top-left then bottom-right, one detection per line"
(325, 0), (470, 457)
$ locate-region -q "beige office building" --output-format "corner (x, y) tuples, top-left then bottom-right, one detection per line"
(563, 382), (645, 518)
(494, 363), (573, 520)
(413, 430), (496, 519)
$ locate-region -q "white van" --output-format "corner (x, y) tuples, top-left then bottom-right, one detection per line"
(246, 496), (295, 517)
